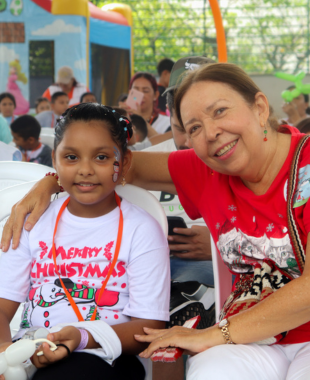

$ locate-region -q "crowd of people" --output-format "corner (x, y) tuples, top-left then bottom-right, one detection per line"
(0, 55), (310, 380)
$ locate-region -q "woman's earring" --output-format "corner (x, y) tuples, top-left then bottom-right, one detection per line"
(263, 123), (268, 141)
(121, 177), (126, 187)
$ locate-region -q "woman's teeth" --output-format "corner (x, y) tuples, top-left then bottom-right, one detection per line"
(216, 140), (237, 157)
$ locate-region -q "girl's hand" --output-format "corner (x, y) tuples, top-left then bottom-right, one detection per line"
(32, 326), (82, 368)
(135, 326), (212, 358)
(0, 176), (59, 252)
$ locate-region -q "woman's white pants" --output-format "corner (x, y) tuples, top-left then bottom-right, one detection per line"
(186, 342), (310, 380)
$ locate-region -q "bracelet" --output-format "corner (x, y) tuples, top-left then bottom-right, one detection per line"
(45, 172), (64, 193)
(218, 318), (235, 344)
(75, 328), (89, 351)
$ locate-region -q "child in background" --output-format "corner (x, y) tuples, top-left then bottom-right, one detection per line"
(0, 92), (17, 125)
(35, 97), (51, 114)
(130, 114), (148, 143)
(0, 114), (13, 144)
(10, 115), (53, 167)
(35, 92), (69, 128)
(0, 103), (169, 380)
(80, 92), (97, 104)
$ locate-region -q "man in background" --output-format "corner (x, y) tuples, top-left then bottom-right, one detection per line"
(156, 58), (175, 113)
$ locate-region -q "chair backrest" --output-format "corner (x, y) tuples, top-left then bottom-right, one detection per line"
(40, 134), (55, 150)
(0, 161), (55, 191)
(211, 237), (233, 322)
(40, 127), (55, 136)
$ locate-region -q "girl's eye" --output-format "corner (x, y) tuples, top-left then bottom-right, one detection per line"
(66, 155), (77, 161)
(96, 155), (107, 161)
(215, 107), (227, 116)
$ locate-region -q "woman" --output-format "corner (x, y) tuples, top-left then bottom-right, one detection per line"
(2, 63), (310, 380)
(42, 66), (88, 106)
(119, 72), (170, 134)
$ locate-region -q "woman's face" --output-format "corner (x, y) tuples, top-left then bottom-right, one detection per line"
(132, 77), (158, 112)
(180, 81), (268, 179)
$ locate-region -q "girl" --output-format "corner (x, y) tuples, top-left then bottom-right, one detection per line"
(35, 97), (51, 115)
(0, 103), (170, 380)
(120, 72), (171, 134)
(0, 93), (17, 125)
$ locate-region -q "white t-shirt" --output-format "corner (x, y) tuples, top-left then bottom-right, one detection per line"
(144, 139), (205, 227)
(152, 114), (170, 134)
(0, 141), (22, 161)
(0, 197), (170, 332)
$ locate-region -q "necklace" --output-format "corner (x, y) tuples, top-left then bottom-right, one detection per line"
(52, 192), (124, 321)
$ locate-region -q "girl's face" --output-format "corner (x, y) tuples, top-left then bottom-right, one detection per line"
(0, 97), (15, 117)
(53, 120), (131, 218)
(132, 77), (158, 113)
(180, 81), (269, 180)
(36, 101), (51, 114)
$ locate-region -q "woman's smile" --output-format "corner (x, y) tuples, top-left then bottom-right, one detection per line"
(214, 139), (238, 159)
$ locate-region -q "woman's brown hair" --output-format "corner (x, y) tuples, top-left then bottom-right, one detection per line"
(174, 63), (264, 129)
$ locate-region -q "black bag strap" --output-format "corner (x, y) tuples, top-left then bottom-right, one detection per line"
(287, 134), (310, 273)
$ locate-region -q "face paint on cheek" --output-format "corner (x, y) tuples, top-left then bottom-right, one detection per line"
(112, 161), (120, 183)
(112, 147), (121, 183)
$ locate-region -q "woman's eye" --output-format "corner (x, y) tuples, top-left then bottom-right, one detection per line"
(215, 107), (226, 116)
(66, 155), (77, 161)
(189, 125), (199, 135)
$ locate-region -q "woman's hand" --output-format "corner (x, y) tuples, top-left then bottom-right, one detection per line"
(135, 325), (216, 359)
(32, 326), (82, 368)
(0, 176), (59, 252)
(119, 101), (144, 117)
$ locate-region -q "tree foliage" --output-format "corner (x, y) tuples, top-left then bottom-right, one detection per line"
(91, 0), (310, 74)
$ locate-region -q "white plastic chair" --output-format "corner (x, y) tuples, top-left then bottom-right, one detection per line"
(40, 128), (55, 136)
(0, 161), (55, 191)
(210, 238), (233, 322)
(0, 181), (167, 379)
(39, 134), (55, 150)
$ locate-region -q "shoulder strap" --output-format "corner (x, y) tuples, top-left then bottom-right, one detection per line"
(287, 134), (310, 273)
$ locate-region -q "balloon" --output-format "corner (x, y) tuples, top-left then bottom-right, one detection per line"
(276, 71), (310, 102)
(275, 72), (296, 82)
(209, 0), (227, 62)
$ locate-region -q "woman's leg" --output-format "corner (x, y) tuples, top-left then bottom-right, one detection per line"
(186, 344), (290, 380)
(285, 342), (310, 380)
(33, 352), (145, 380)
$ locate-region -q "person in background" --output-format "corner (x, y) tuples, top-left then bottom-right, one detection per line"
(156, 58), (175, 113)
(0, 114), (13, 144)
(42, 66), (89, 106)
(119, 72), (171, 134)
(80, 92), (97, 104)
(281, 86), (310, 126)
(296, 117), (310, 134)
(35, 97), (51, 115)
(130, 114), (148, 143)
(0, 141), (22, 161)
(0, 92), (17, 125)
(35, 92), (69, 128)
(10, 115), (53, 167)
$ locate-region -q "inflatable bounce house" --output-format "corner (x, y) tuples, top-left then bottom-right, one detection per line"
(0, 0), (132, 112)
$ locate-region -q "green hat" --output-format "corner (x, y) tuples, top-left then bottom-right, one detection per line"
(162, 56), (216, 96)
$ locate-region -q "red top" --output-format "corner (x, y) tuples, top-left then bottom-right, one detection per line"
(168, 126), (310, 344)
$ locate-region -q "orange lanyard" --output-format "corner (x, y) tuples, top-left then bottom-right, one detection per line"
(52, 193), (124, 322)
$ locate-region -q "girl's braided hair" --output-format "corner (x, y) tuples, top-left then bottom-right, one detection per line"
(54, 103), (133, 155)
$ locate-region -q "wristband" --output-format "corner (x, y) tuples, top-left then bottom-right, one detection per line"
(45, 172), (64, 193)
(75, 328), (89, 351)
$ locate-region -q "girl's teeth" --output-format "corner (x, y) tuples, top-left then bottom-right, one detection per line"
(78, 184), (93, 187)
(217, 141), (237, 157)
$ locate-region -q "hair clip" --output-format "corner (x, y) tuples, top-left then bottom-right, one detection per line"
(124, 119), (130, 124)
(59, 116), (64, 120)
(112, 110), (116, 113)
(124, 127), (127, 131)
(119, 118), (123, 121)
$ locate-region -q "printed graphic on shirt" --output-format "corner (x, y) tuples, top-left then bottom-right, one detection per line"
(217, 220), (300, 277)
(293, 164), (310, 208)
(21, 278), (119, 329)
